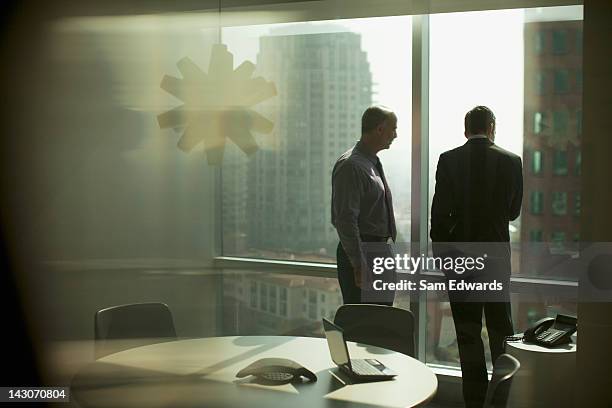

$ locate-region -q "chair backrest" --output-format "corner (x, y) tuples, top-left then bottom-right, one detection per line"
(94, 302), (177, 359)
(333, 304), (415, 357)
(484, 353), (521, 408)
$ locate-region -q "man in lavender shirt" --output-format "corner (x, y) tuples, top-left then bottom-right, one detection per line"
(331, 106), (398, 304)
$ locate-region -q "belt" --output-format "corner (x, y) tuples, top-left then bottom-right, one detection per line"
(360, 234), (392, 243)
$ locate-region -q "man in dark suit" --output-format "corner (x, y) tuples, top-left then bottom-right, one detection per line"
(430, 106), (523, 408)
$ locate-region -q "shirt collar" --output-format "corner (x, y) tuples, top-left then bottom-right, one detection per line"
(467, 134), (489, 140)
(355, 140), (379, 165)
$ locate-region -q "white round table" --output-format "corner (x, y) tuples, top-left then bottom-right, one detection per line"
(72, 336), (437, 408)
(505, 340), (577, 408)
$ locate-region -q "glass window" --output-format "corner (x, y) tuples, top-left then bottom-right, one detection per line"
(575, 149), (582, 175)
(553, 111), (568, 135)
(218, 5), (583, 371)
(224, 273), (339, 336)
(221, 16), (412, 262)
(551, 192), (568, 215)
(552, 30), (567, 54)
(534, 112), (546, 134)
(576, 110), (582, 136)
(574, 193), (581, 216)
(536, 72), (546, 95)
(532, 150), (543, 175)
(535, 30), (545, 54)
(531, 191), (544, 215)
(553, 150), (568, 175)
(309, 290), (317, 304)
(529, 229), (543, 242)
(551, 231), (567, 251)
(553, 69), (569, 93)
(551, 234), (567, 255)
(428, 7), (582, 368)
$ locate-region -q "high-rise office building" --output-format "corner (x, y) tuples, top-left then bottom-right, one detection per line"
(522, 19), (582, 264)
(222, 273), (342, 335)
(518, 18), (583, 328)
(224, 30), (373, 260)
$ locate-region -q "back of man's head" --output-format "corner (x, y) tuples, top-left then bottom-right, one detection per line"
(362, 105), (394, 134)
(464, 106), (496, 135)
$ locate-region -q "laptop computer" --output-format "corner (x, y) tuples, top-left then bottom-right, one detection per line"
(322, 318), (396, 380)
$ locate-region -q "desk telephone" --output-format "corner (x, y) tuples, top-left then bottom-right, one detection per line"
(236, 358), (317, 384)
(523, 314), (577, 347)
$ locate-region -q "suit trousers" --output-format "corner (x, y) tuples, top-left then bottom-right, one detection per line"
(336, 242), (394, 306)
(447, 272), (513, 408)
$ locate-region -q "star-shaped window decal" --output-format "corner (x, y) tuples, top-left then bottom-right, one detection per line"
(157, 44), (277, 165)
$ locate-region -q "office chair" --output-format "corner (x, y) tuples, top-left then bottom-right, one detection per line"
(94, 302), (177, 359)
(483, 353), (521, 408)
(334, 304), (415, 357)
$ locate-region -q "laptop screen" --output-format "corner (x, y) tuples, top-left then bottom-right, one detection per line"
(322, 318), (350, 366)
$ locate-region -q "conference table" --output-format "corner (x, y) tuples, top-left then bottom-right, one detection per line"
(72, 336), (438, 408)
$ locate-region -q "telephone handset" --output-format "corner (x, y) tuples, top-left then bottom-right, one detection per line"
(236, 358), (317, 384)
(523, 314), (577, 348)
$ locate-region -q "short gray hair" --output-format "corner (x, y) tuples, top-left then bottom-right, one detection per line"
(361, 105), (395, 134)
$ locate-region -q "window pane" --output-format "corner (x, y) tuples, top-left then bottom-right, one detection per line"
(553, 69), (569, 93)
(551, 191), (568, 215)
(553, 111), (568, 138)
(552, 29), (567, 54)
(534, 30), (545, 54)
(221, 17), (412, 262)
(531, 191), (544, 214)
(223, 272), (342, 336)
(536, 72), (546, 95)
(574, 192), (581, 216)
(529, 229), (543, 242)
(521, 6), (583, 280)
(532, 150), (543, 175)
(534, 111), (546, 134)
(553, 150), (568, 175)
(429, 6), (582, 367)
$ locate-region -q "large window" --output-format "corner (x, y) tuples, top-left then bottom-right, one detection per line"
(219, 4), (583, 371)
(221, 17), (412, 263)
(427, 6), (582, 367)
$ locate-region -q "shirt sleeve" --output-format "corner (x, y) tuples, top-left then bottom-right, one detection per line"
(332, 162), (366, 271)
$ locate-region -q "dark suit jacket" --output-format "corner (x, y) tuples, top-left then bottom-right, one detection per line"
(430, 138), (523, 244)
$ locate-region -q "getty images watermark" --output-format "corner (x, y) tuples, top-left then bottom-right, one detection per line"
(370, 252), (504, 292)
(358, 241), (612, 303)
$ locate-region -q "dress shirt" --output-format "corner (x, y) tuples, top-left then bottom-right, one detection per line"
(331, 141), (396, 270)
